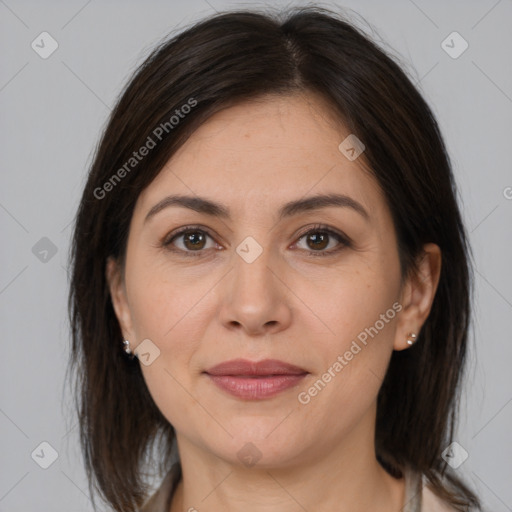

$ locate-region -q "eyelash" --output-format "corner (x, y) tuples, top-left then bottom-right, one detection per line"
(161, 224), (351, 258)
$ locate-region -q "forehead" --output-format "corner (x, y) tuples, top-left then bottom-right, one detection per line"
(136, 93), (385, 220)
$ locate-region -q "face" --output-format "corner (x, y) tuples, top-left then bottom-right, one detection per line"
(108, 92), (437, 468)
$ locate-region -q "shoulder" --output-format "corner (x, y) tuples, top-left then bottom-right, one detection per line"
(139, 462), (182, 512)
(422, 482), (459, 512)
(403, 465), (471, 512)
(421, 474), (480, 512)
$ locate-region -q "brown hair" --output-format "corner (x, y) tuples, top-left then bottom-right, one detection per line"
(67, 5), (481, 511)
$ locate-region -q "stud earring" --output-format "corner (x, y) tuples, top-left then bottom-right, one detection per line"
(406, 333), (417, 346)
(123, 339), (135, 359)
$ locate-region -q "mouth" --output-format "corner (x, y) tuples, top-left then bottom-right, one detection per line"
(203, 359), (309, 400)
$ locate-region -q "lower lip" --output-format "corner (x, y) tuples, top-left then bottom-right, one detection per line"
(206, 374), (308, 400)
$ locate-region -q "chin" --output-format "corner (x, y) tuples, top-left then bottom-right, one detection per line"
(204, 425), (307, 469)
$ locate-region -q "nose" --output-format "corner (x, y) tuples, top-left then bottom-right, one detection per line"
(217, 243), (293, 337)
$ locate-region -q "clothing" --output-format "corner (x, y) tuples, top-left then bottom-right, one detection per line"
(139, 462), (457, 512)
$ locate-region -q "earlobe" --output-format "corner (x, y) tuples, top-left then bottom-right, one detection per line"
(105, 257), (134, 341)
(393, 243), (442, 351)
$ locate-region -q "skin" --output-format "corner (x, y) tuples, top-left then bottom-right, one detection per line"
(107, 91), (441, 512)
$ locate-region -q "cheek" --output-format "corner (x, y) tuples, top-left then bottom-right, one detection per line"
(128, 267), (208, 428)
(126, 256), (205, 342)
(295, 284), (398, 445)
(293, 263), (398, 340)
(294, 266), (399, 400)
(141, 363), (201, 434)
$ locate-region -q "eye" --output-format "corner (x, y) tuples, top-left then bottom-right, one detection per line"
(293, 224), (351, 257)
(163, 226), (217, 256)
(162, 223), (351, 258)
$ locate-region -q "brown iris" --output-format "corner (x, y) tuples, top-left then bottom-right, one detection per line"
(306, 232), (329, 251)
(183, 231), (207, 250)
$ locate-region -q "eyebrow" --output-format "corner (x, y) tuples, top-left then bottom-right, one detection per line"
(144, 193), (370, 224)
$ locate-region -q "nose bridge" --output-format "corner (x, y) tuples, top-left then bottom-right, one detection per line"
(232, 234), (277, 305)
(217, 233), (292, 335)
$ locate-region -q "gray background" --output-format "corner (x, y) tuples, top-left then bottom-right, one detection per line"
(1, 0), (511, 510)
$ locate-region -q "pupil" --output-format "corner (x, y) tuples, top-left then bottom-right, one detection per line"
(186, 232), (204, 249)
(309, 232), (328, 250)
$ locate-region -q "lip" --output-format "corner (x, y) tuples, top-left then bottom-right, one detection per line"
(205, 358), (307, 376)
(203, 359), (308, 400)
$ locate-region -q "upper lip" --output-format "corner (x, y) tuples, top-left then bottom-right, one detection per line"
(204, 358), (308, 376)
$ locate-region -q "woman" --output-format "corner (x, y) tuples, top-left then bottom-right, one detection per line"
(68, 6), (482, 512)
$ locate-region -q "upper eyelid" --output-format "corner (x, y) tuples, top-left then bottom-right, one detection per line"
(164, 225), (218, 245)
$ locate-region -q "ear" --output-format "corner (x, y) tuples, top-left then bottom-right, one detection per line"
(106, 256), (135, 342)
(394, 243), (442, 351)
